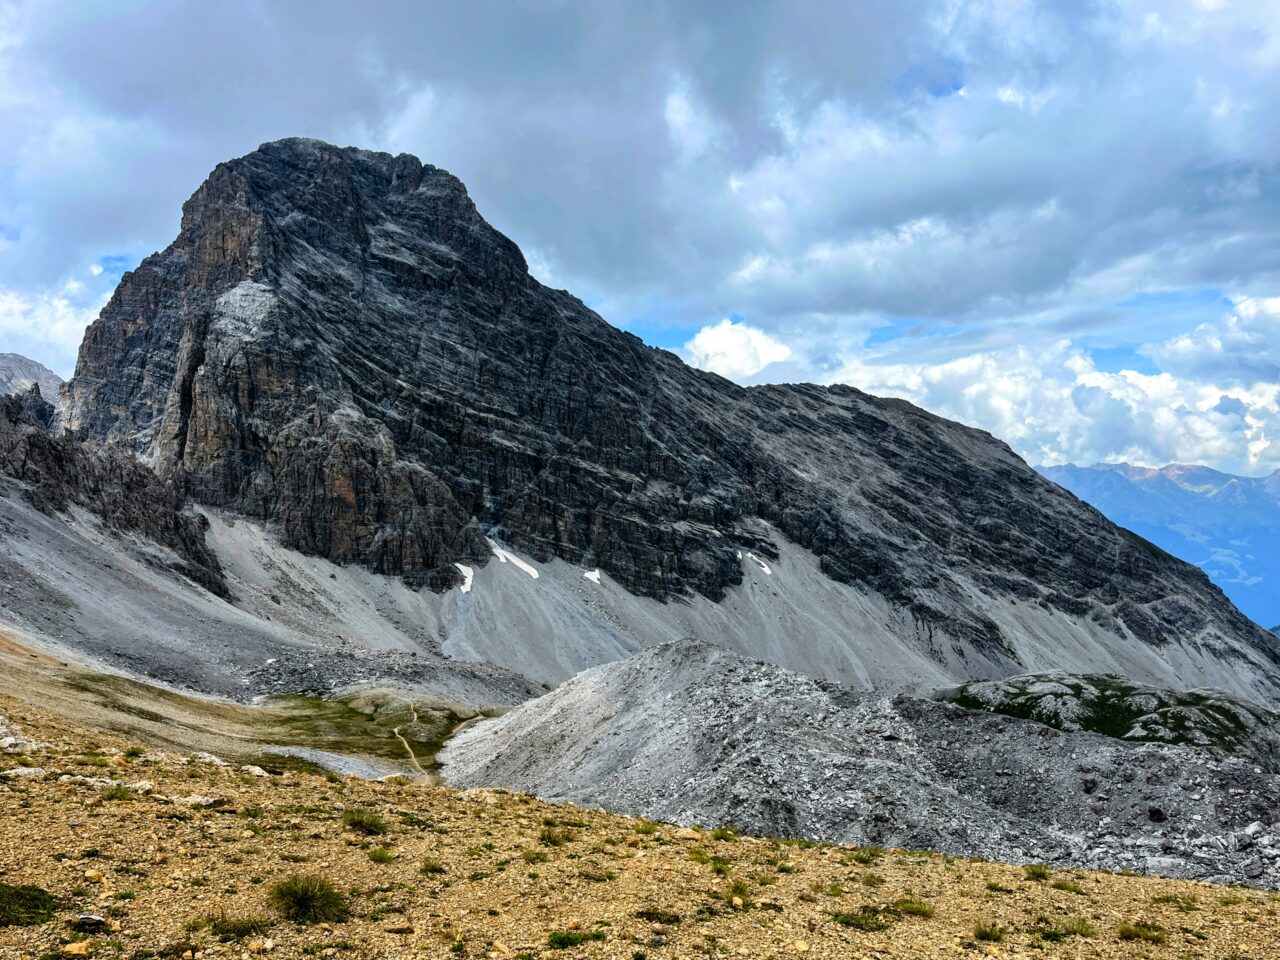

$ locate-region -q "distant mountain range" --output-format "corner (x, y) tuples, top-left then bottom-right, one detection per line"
(0, 352), (61, 404)
(1041, 463), (1280, 630)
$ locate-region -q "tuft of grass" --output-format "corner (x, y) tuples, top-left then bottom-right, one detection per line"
(1035, 915), (1096, 942)
(861, 873), (885, 888)
(539, 827), (570, 847)
(367, 847), (397, 864)
(1117, 921), (1167, 944)
(547, 930), (605, 949)
(847, 846), (884, 866)
(100, 785), (130, 801)
(1152, 893), (1198, 912)
(342, 809), (387, 836)
(986, 881), (1014, 894)
(0, 883), (57, 927)
(832, 905), (900, 931)
(688, 848), (731, 875)
(521, 850), (549, 864)
(269, 875), (349, 925)
(1050, 877), (1084, 895)
(974, 922), (1007, 942)
(894, 898), (935, 918)
(634, 908), (680, 925)
(1023, 863), (1050, 882)
(634, 821), (658, 836)
(420, 860), (447, 876)
(207, 911), (270, 942)
(709, 827), (738, 842)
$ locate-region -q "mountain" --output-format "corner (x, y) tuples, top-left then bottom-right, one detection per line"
(41, 137), (1279, 702)
(1041, 463), (1280, 628)
(0, 353), (61, 404)
(441, 640), (1280, 885)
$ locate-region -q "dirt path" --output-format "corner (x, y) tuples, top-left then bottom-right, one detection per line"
(391, 697), (428, 776)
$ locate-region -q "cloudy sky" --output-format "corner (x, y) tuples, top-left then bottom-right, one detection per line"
(1, 0), (1278, 473)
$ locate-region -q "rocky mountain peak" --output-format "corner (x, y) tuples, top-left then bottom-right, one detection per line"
(57, 139), (1280, 701)
(0, 353), (62, 408)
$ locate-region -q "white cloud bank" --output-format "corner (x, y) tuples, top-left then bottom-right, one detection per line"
(686, 296), (1280, 475)
(683, 319), (792, 380)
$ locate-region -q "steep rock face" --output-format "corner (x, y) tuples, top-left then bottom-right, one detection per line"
(0, 393), (226, 597)
(62, 138), (1280, 688)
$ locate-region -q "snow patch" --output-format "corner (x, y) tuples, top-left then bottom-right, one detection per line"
(454, 563), (474, 593)
(487, 539), (540, 580)
(747, 552), (772, 575)
(583, 569), (602, 584)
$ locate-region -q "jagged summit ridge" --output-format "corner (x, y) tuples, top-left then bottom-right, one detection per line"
(59, 138), (1280, 699)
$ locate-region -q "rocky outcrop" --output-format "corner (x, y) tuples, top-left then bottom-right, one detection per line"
(0, 393), (226, 597)
(60, 138), (1280, 692)
(11, 385), (55, 431)
(442, 640), (1280, 887)
(941, 672), (1280, 770)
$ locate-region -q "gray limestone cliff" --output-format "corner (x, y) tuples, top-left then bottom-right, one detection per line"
(58, 138), (1280, 692)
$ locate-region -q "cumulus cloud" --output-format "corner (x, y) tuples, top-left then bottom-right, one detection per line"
(1148, 296), (1280, 385)
(0, 1), (1278, 469)
(811, 297), (1280, 473)
(683, 319), (792, 380)
(0, 278), (108, 372)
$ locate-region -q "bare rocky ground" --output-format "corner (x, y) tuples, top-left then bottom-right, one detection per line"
(3, 698), (1279, 960)
(442, 641), (1280, 891)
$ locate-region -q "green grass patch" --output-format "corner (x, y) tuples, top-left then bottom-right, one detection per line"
(547, 930), (605, 948)
(0, 883), (56, 927)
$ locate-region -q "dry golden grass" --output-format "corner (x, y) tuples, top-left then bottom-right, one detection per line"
(0, 696), (1277, 959)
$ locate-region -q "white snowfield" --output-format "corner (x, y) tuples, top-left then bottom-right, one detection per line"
(487, 539), (539, 579)
(1, 481), (1277, 708)
(453, 563), (474, 593)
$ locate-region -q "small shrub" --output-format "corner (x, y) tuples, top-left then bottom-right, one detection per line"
(974, 922), (1006, 942)
(368, 847), (396, 864)
(269, 875), (348, 925)
(123, 746), (145, 760)
(0, 883), (56, 926)
(342, 809), (387, 836)
(547, 930), (605, 948)
(1117, 921), (1166, 944)
(1023, 863), (1050, 882)
(894, 898), (934, 918)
